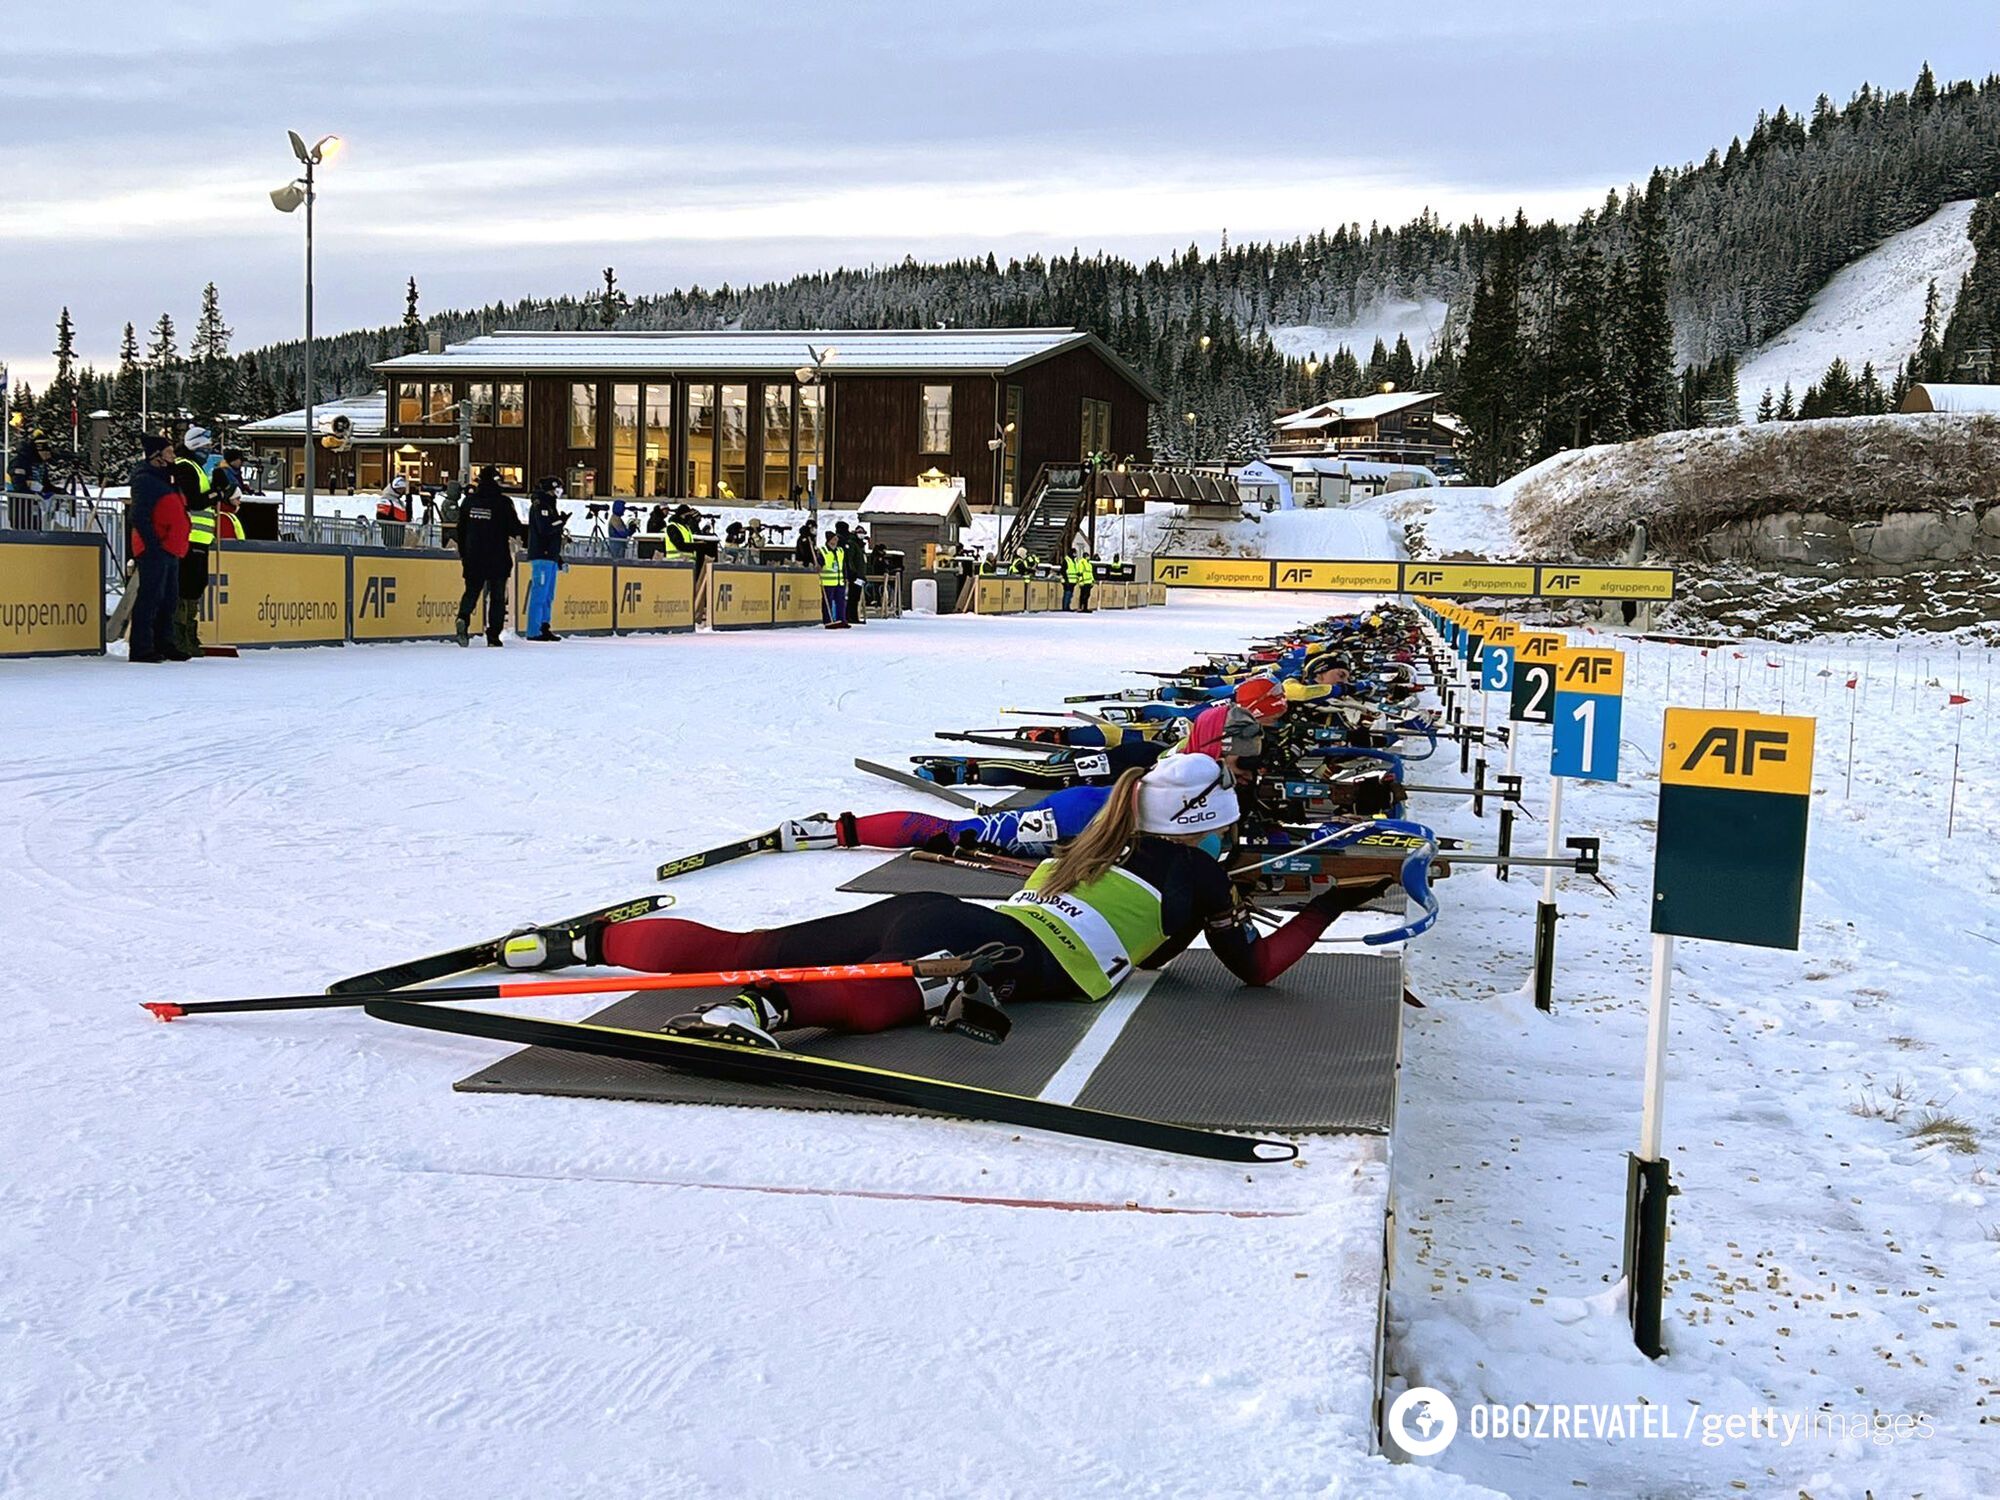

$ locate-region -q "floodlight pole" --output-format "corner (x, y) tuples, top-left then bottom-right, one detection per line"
(302, 149), (317, 534)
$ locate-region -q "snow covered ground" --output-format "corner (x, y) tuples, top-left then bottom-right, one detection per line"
(1736, 200), (1978, 420)
(1271, 297), (1451, 365)
(3, 596), (1480, 1500)
(9, 601), (1996, 1499)
(1394, 627), (2000, 1497)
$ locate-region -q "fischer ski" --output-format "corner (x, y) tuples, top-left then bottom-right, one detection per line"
(365, 1000), (1299, 1163)
(853, 757), (983, 808)
(655, 829), (782, 882)
(326, 891), (679, 995)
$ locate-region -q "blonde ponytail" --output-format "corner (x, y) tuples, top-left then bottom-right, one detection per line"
(1040, 767), (1147, 897)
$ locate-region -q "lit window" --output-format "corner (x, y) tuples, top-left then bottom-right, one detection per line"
(469, 382), (496, 425)
(396, 382), (422, 425)
(427, 383), (456, 423)
(1081, 398), (1112, 459)
(921, 385), (952, 454)
(497, 383), (524, 428)
(569, 383), (598, 448)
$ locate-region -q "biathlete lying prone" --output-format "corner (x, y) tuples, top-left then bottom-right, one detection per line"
(501, 752), (1391, 1049)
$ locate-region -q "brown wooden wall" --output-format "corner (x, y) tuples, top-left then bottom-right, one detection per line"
(1013, 344), (1154, 481)
(381, 343), (1154, 505)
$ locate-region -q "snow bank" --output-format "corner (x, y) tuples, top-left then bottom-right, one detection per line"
(1737, 200), (1978, 420)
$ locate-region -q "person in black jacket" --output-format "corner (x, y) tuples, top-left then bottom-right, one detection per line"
(522, 476), (566, 642)
(836, 520), (867, 625)
(127, 434), (190, 663)
(454, 466), (524, 646)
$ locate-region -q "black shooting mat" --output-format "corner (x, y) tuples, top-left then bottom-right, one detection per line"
(837, 851), (1026, 899)
(451, 952), (1401, 1134)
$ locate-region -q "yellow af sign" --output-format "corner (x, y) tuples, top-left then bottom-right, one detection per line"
(1536, 566), (1676, 601)
(1485, 622), (1521, 648)
(1518, 632), (1564, 662)
(1555, 646), (1625, 695)
(1272, 560), (1402, 593)
(1400, 562), (1538, 597)
(1661, 710), (1815, 796)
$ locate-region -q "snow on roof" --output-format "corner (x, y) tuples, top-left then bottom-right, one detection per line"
(857, 484), (971, 523)
(1273, 390), (1441, 430)
(374, 328), (1129, 381)
(239, 391), (389, 438)
(1902, 382), (2000, 414)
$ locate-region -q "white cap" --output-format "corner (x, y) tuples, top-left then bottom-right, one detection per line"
(182, 425), (213, 450)
(390, 475), (407, 490)
(1136, 753), (1239, 834)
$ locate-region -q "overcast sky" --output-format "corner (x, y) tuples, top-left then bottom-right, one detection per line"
(1, 0), (1993, 386)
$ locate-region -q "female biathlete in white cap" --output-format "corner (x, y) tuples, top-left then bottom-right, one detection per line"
(501, 752), (1388, 1049)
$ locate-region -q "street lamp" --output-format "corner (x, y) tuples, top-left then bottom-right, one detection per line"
(1183, 409), (1198, 459)
(272, 130), (340, 533)
(794, 342), (836, 537)
(986, 419), (1015, 520)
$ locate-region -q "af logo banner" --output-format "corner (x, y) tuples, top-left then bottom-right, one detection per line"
(1550, 647), (1624, 781)
(1652, 709), (1816, 949)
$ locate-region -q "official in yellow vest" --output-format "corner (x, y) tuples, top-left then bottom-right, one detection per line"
(819, 529), (849, 627)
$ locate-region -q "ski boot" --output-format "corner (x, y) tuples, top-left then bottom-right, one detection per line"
(500, 921), (607, 971)
(663, 984), (790, 1049)
(779, 813), (859, 852)
(454, 617), (470, 646)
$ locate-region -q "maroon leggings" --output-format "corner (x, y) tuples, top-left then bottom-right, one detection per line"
(601, 893), (1071, 1033)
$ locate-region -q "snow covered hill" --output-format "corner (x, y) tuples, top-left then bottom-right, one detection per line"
(1736, 200), (1978, 420)
(1271, 296), (1449, 363)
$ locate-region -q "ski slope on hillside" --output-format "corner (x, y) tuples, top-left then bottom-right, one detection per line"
(1737, 200), (1978, 419)
(1271, 295), (1450, 363)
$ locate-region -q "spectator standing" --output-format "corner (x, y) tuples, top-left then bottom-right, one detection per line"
(127, 434), (190, 663)
(819, 528), (848, 628)
(1076, 549), (1096, 613)
(454, 465), (524, 647)
(8, 428), (50, 495)
(169, 432), (215, 656)
(638, 503), (667, 560)
(837, 520), (867, 625)
(523, 477), (566, 642)
(866, 538), (894, 610)
(375, 475), (412, 546)
(607, 499), (634, 558)
(792, 522), (816, 570)
(1059, 546), (1078, 611)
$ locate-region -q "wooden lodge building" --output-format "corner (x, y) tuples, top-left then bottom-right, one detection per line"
(244, 328), (1157, 506)
(1269, 390), (1464, 467)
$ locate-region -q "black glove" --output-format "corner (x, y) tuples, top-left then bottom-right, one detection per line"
(1304, 877), (1395, 918)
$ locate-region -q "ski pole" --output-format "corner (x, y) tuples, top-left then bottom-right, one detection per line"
(145, 955), (1007, 1022)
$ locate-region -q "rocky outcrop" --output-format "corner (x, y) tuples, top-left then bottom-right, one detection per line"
(1508, 412), (2000, 576)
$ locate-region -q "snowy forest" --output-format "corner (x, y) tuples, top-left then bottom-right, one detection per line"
(16, 66), (2000, 483)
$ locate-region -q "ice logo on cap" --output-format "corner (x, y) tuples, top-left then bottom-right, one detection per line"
(1386, 1386), (1458, 1457)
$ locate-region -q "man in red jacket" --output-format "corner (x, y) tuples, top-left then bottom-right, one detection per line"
(128, 433), (191, 663)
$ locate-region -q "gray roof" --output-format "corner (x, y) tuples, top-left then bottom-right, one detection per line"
(372, 327), (1160, 398)
(239, 390), (389, 438)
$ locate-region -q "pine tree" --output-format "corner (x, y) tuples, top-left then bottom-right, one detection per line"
(36, 307), (81, 443)
(187, 283), (234, 428)
(1756, 387), (1775, 421)
(1776, 381), (1795, 419)
(597, 266), (630, 328)
(1456, 223), (1528, 485)
(147, 312), (181, 421)
(1540, 242), (1610, 452)
(1913, 61), (1938, 111)
(1856, 360), (1885, 413)
(107, 322), (144, 464)
(401, 277), (423, 354)
(1615, 207), (1676, 435)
